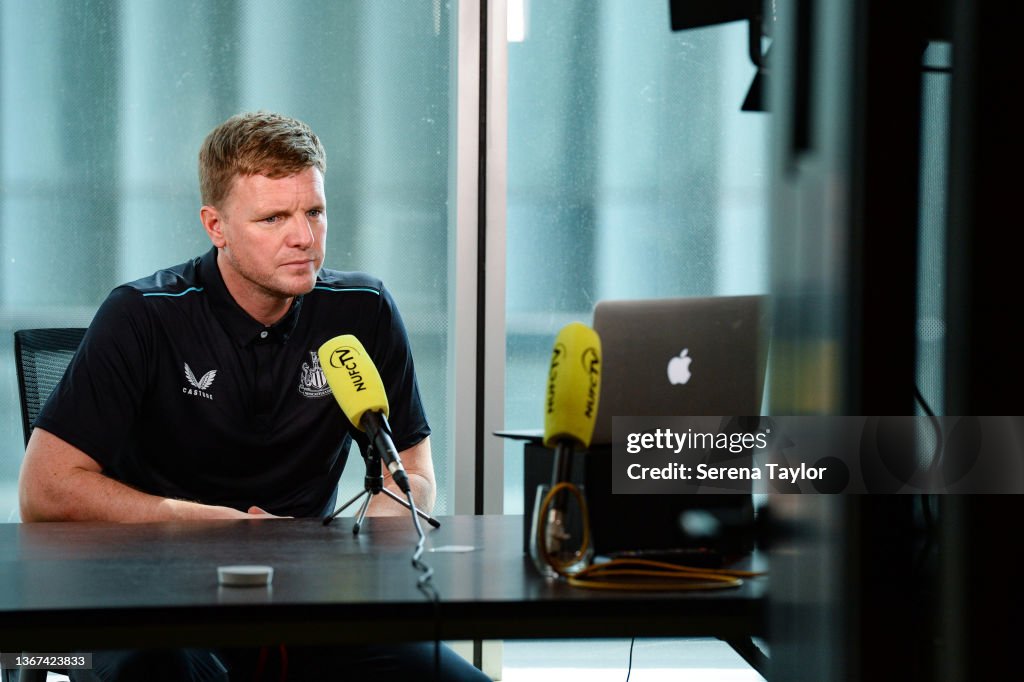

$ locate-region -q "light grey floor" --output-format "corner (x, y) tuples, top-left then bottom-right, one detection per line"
(501, 638), (766, 682)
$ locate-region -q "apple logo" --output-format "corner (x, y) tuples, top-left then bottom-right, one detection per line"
(667, 349), (692, 385)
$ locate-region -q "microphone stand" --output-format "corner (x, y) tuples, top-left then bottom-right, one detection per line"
(323, 445), (441, 534)
(544, 441), (575, 554)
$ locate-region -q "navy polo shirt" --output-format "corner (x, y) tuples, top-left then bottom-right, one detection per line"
(35, 247), (430, 518)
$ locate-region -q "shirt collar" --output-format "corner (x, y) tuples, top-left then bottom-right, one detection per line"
(197, 247), (303, 347)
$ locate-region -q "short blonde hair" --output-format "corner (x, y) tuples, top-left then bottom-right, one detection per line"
(198, 111), (326, 207)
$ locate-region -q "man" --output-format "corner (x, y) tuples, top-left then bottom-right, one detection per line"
(18, 111), (488, 681)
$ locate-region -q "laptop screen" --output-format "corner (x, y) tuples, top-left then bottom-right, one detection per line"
(591, 295), (770, 444)
(582, 295), (770, 557)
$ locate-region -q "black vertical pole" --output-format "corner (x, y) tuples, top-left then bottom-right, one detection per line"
(943, 1), (1024, 680)
(847, 0), (928, 679)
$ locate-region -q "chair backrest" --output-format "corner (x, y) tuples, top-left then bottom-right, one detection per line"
(13, 328), (87, 447)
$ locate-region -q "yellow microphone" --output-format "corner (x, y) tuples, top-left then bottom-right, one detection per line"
(543, 322), (602, 451)
(318, 334), (409, 493)
(538, 323), (601, 567)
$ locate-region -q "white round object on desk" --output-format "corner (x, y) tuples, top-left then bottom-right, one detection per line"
(218, 565), (273, 587)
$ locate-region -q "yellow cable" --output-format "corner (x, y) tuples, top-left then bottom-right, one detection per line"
(535, 482), (766, 592)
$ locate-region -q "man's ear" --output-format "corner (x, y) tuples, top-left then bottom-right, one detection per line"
(200, 205), (227, 248)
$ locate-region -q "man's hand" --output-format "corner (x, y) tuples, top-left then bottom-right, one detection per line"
(157, 501), (288, 521)
(18, 428), (286, 523)
(246, 506), (291, 518)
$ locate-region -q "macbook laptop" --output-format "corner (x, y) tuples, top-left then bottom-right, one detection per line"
(591, 294), (770, 444)
(583, 294), (770, 558)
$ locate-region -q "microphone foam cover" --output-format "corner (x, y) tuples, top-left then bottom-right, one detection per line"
(318, 334), (389, 431)
(543, 322), (602, 449)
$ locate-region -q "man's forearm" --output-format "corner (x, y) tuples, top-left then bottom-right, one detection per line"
(21, 466), (256, 522)
(406, 471), (436, 513)
(19, 428), (266, 523)
(368, 436), (436, 517)
(370, 471), (435, 517)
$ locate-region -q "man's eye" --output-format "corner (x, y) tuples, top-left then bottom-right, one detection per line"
(262, 215), (280, 224)
(307, 209), (323, 218)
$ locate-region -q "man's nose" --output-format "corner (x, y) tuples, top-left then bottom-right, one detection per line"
(287, 215), (315, 248)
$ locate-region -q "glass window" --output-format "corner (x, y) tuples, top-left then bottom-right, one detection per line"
(503, 2), (769, 511)
(0, 0), (457, 518)
(916, 41), (951, 416)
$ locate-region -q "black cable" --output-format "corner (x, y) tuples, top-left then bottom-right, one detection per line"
(914, 385), (943, 470)
(407, 491), (441, 682)
(913, 385), (942, 578)
(914, 384), (936, 418)
(624, 637), (635, 682)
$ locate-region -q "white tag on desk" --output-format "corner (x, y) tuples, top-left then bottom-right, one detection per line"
(218, 565), (274, 586)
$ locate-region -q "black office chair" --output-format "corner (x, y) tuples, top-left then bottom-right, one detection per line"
(3, 329), (86, 682)
(13, 328), (87, 446)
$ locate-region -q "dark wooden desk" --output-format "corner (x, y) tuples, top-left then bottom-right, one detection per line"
(0, 515), (766, 651)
